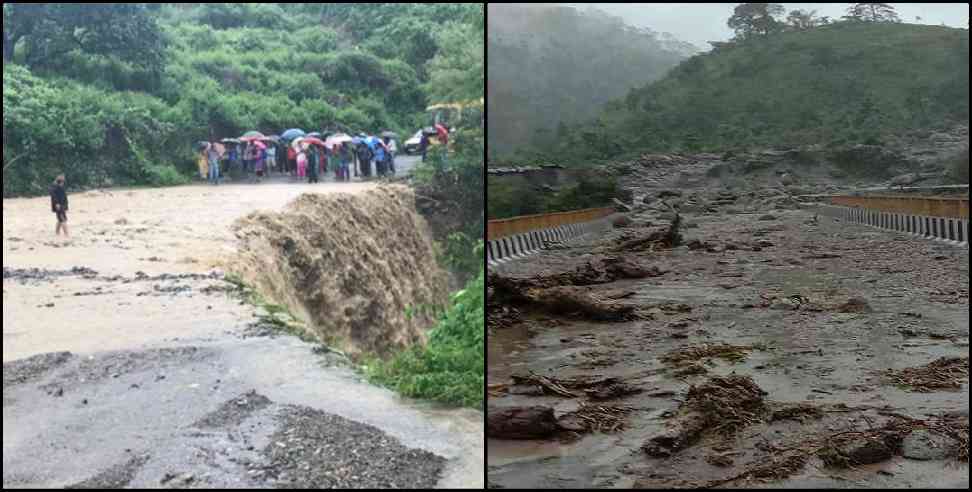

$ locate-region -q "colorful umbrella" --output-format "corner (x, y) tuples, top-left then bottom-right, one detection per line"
(364, 136), (381, 149)
(304, 137), (328, 148)
(325, 133), (353, 148)
(292, 137), (326, 151)
(240, 131), (267, 141)
(252, 140), (267, 150)
(282, 129), (306, 142)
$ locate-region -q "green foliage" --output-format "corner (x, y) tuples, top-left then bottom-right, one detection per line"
(3, 4), (167, 73)
(487, 172), (620, 220)
(3, 4), (483, 197)
(414, 128), (485, 240)
(548, 22), (969, 164)
(487, 4), (696, 157)
(440, 234), (484, 284)
(2, 65), (188, 196)
(845, 3), (900, 23)
(425, 11), (483, 104)
(365, 268), (485, 409)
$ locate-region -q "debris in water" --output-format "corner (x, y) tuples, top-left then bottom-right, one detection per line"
(662, 343), (755, 368)
(882, 357), (969, 393)
(643, 376), (767, 457)
(487, 406), (559, 440)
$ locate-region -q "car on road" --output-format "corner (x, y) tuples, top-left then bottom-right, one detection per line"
(403, 130), (423, 155)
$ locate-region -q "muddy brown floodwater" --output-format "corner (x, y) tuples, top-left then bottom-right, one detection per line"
(3, 181), (377, 360)
(3, 173), (484, 489)
(487, 208), (968, 489)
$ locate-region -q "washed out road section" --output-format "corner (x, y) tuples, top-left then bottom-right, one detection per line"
(3, 162), (483, 489)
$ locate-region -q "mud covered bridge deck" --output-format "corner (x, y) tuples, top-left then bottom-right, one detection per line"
(486, 200), (969, 489)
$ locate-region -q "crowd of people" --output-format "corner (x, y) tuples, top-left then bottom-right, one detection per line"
(198, 132), (403, 186)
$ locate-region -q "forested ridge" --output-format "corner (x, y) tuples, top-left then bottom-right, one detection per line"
(2, 3), (482, 197)
(487, 3), (698, 159)
(526, 20), (969, 165)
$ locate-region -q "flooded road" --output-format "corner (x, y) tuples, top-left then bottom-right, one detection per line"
(487, 208), (968, 489)
(4, 157), (484, 489)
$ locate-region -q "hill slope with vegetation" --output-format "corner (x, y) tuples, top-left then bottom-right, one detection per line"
(552, 21), (969, 163)
(2, 3), (479, 197)
(487, 3), (697, 159)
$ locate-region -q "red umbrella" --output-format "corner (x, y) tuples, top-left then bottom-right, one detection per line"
(300, 137), (328, 148)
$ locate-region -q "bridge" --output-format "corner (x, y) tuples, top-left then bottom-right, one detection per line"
(486, 193), (969, 268)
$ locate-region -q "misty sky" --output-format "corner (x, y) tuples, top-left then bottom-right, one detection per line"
(558, 3), (970, 50)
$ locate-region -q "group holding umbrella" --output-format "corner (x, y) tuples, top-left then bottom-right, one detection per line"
(196, 128), (399, 185)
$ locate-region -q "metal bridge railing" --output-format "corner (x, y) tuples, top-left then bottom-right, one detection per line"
(486, 207), (616, 268)
(818, 195), (969, 247)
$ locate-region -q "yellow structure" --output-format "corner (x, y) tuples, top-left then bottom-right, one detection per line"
(487, 207), (614, 241)
(829, 195), (969, 219)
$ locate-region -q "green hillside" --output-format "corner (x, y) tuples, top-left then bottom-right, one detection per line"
(552, 22), (969, 163)
(3, 3), (482, 197)
(487, 3), (697, 158)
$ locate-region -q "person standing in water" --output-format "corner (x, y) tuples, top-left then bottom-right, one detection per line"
(339, 143), (353, 182)
(307, 145), (320, 184)
(296, 148), (308, 181)
(207, 143), (221, 185)
(50, 174), (70, 238)
(266, 144), (276, 176)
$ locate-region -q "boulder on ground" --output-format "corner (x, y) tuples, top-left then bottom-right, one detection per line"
(487, 406), (558, 440)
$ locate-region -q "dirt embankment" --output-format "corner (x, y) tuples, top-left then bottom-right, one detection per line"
(230, 185), (449, 359)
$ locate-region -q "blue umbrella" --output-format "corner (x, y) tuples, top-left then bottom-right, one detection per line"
(365, 136), (381, 149)
(281, 129), (306, 142)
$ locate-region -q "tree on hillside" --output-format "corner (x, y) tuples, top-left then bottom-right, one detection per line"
(2, 3), (166, 72)
(845, 3), (901, 23)
(785, 9), (822, 31)
(728, 3), (786, 40)
(426, 4), (483, 104)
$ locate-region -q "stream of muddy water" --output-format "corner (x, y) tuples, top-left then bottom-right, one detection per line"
(4, 172), (483, 489)
(487, 209), (968, 489)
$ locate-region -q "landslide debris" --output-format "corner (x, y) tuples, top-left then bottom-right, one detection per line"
(230, 186), (449, 359)
(882, 357), (969, 393)
(642, 376), (768, 458)
(487, 256), (658, 322)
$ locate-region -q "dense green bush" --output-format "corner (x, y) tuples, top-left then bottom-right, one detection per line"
(3, 3), (482, 197)
(365, 265), (485, 409)
(2, 65), (188, 196)
(487, 172), (621, 220)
